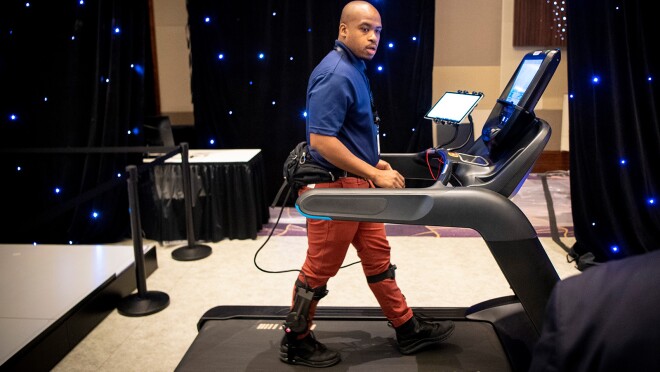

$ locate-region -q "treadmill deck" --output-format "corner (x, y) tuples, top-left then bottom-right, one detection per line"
(176, 307), (513, 371)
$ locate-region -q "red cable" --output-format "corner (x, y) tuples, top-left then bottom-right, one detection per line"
(425, 149), (443, 180)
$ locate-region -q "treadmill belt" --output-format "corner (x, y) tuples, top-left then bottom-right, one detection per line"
(176, 319), (512, 371)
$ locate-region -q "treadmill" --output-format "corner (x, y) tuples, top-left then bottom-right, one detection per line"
(175, 49), (562, 372)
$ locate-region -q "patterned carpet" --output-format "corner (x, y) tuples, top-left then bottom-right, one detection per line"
(260, 171), (573, 238)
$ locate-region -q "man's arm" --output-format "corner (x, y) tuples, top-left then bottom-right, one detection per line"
(310, 133), (405, 188)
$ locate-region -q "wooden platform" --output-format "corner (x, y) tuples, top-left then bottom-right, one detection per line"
(532, 150), (569, 173)
(0, 244), (158, 371)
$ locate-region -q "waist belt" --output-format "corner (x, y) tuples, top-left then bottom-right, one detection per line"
(328, 169), (366, 180)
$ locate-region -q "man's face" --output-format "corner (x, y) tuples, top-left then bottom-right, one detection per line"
(339, 6), (382, 60)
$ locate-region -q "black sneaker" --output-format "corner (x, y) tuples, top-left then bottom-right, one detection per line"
(395, 316), (455, 355)
(280, 332), (341, 368)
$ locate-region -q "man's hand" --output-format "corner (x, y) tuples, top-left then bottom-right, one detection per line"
(372, 159), (405, 188)
(376, 159), (392, 170)
(310, 134), (405, 188)
(371, 159), (406, 189)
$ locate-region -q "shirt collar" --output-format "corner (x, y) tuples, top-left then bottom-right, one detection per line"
(334, 40), (367, 72)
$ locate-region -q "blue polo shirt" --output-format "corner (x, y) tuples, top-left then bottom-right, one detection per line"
(306, 40), (379, 171)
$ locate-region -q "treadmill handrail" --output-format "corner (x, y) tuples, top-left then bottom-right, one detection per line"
(296, 187), (536, 242)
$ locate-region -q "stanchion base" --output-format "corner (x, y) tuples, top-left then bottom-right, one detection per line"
(117, 291), (170, 317)
(172, 244), (213, 261)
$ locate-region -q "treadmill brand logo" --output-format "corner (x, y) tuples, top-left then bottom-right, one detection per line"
(256, 323), (317, 330)
(257, 323), (282, 330)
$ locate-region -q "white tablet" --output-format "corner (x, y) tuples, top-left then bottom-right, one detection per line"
(425, 91), (483, 124)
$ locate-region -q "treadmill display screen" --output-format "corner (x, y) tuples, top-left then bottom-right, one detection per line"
(505, 59), (543, 106)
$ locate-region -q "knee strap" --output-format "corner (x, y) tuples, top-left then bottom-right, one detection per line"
(366, 264), (397, 283)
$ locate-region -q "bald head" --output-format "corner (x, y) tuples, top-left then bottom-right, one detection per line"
(340, 1), (379, 26)
(338, 1), (382, 60)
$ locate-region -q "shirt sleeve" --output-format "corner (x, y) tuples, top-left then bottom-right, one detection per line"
(307, 72), (354, 136)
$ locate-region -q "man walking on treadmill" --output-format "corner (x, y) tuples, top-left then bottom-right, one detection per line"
(280, 1), (454, 367)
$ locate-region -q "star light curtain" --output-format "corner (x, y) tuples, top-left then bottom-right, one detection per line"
(186, 0), (436, 200)
(0, 0), (155, 243)
(566, 0), (659, 261)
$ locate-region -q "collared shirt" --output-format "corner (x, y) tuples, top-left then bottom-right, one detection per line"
(305, 40), (379, 171)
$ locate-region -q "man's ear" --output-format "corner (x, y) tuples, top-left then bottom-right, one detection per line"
(338, 23), (347, 40)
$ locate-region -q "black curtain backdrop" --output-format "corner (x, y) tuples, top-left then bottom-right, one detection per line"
(0, 0), (155, 243)
(567, 1), (660, 261)
(187, 0), (435, 201)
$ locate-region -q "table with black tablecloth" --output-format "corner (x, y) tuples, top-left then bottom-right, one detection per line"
(142, 149), (269, 243)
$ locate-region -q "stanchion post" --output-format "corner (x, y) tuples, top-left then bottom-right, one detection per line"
(117, 165), (170, 317)
(172, 143), (213, 261)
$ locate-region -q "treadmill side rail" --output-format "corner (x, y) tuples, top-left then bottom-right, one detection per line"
(297, 187), (536, 242)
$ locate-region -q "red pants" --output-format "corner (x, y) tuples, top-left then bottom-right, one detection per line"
(294, 177), (413, 330)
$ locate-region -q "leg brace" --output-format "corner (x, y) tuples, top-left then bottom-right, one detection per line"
(283, 279), (328, 336)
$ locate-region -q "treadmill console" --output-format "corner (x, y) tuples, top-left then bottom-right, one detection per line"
(390, 49), (560, 196)
(481, 50), (560, 154)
